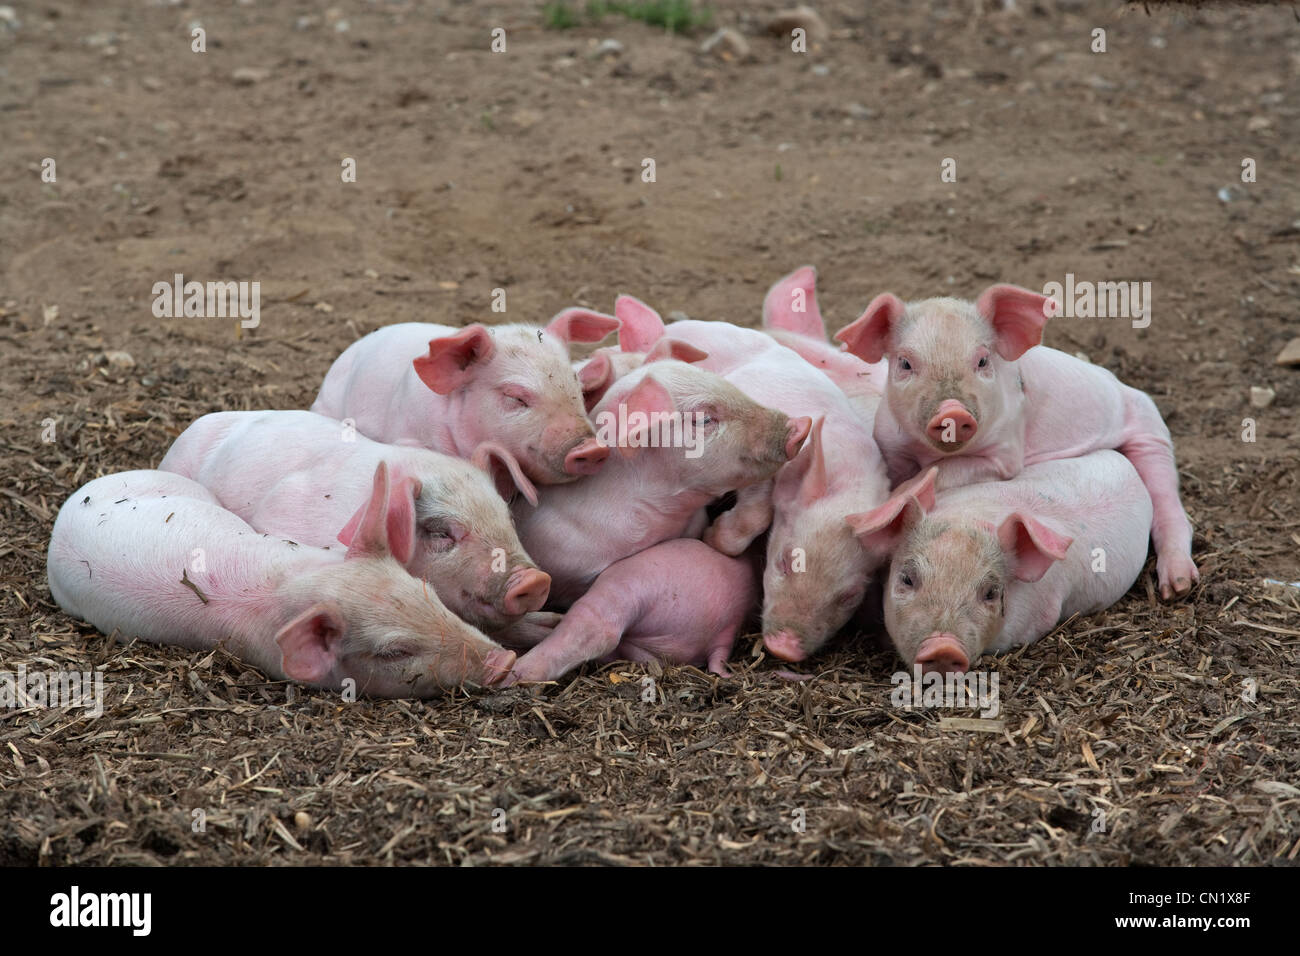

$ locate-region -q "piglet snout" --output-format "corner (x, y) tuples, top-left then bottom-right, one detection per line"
(564, 437), (610, 476)
(764, 629), (806, 662)
(926, 400), (977, 446)
(914, 633), (969, 674)
(482, 648), (518, 685)
(784, 416), (813, 460)
(503, 567), (551, 616)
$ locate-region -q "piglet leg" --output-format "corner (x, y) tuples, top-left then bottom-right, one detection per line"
(703, 480), (774, 556)
(1120, 391), (1198, 600)
(504, 601), (626, 684)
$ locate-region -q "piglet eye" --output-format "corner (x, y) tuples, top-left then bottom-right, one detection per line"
(899, 572), (914, 588)
(982, 586), (999, 602)
(373, 644), (415, 662)
(899, 358), (912, 372)
(977, 356), (989, 369)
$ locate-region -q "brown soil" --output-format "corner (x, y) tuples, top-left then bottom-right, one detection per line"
(1, 1), (1297, 866)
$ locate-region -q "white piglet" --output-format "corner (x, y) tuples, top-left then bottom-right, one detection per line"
(160, 410), (550, 632)
(312, 309), (620, 484)
(47, 467), (515, 695)
(850, 450), (1153, 674)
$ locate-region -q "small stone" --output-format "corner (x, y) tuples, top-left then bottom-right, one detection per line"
(334, 19), (350, 33)
(667, 310), (691, 323)
(700, 28), (750, 62)
(1275, 337), (1300, 366)
(1250, 386), (1275, 408)
(1074, 351), (1090, 364)
(1246, 115), (1273, 132)
(293, 811), (312, 833)
(589, 38), (624, 59)
(0, 6), (19, 29)
(313, 301), (333, 313)
(98, 350), (136, 370)
(811, 63), (830, 77)
(231, 67), (270, 85)
(363, 268), (379, 279)
(42, 304), (59, 325)
(437, 280), (459, 291)
(295, 15), (320, 30)
(844, 102), (875, 119)
(140, 76), (163, 92)
(766, 6), (829, 43)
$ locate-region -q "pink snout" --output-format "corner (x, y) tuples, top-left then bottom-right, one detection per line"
(926, 400), (977, 446)
(764, 630), (806, 662)
(564, 437), (609, 476)
(784, 416), (813, 460)
(482, 648), (518, 686)
(914, 633), (970, 675)
(502, 568), (551, 616)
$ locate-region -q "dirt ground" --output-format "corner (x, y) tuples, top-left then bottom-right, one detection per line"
(1, 0), (1297, 866)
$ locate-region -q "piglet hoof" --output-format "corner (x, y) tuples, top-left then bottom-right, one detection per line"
(702, 522), (750, 558)
(1157, 554), (1200, 602)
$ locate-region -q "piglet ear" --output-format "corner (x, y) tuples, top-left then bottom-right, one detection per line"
(471, 441), (539, 507)
(545, 307), (620, 346)
(413, 325), (495, 395)
(845, 473), (934, 554)
(996, 512), (1072, 582)
(577, 352), (615, 411)
(976, 284), (1056, 361)
(783, 416), (828, 506)
(835, 292), (907, 363)
(615, 295), (667, 353)
(341, 462), (394, 560)
(763, 265), (826, 340)
(644, 338), (708, 365)
(276, 602), (346, 683)
(617, 374), (675, 457)
(892, 466), (938, 512)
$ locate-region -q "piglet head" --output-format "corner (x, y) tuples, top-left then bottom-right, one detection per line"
(855, 481), (1072, 674)
(290, 462), (518, 695)
(761, 420), (875, 662)
(835, 285), (1056, 455)
(412, 316), (619, 485)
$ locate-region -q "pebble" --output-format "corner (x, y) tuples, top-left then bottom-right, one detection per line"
(700, 28), (750, 62)
(766, 6), (829, 43)
(589, 38), (624, 59)
(232, 67), (270, 85)
(1274, 337), (1300, 366)
(1249, 386), (1275, 408)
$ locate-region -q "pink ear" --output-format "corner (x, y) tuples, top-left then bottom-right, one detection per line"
(762, 265), (827, 339)
(845, 476), (933, 554)
(275, 602), (346, 683)
(616, 295), (667, 353)
(644, 338), (708, 365)
(783, 416), (829, 506)
(892, 466), (938, 512)
(577, 352), (614, 411)
(996, 512), (1072, 582)
(412, 325), (495, 395)
(385, 472), (420, 566)
(976, 285), (1055, 361)
(343, 462), (393, 559)
(834, 292), (907, 363)
(545, 308), (620, 346)
(617, 374), (675, 457)
(471, 441), (539, 506)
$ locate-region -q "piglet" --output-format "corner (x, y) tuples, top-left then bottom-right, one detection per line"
(47, 466), (515, 695)
(850, 450), (1153, 673)
(504, 539), (757, 684)
(312, 308), (620, 484)
(835, 283), (1197, 600)
(160, 410), (549, 632)
(613, 294), (892, 661)
(513, 343), (810, 605)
